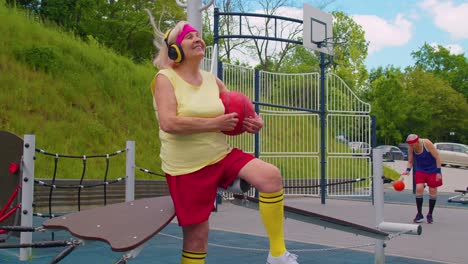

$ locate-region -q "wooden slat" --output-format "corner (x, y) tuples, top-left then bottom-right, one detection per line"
(43, 196), (175, 252)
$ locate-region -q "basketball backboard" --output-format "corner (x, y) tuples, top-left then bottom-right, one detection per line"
(303, 3), (333, 55)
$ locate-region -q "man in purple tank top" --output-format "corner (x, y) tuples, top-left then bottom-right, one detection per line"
(401, 134), (443, 224)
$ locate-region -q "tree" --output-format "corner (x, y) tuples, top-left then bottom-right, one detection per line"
(7, 0), (186, 63)
(366, 67), (408, 144)
(330, 11), (369, 92)
(82, 0), (185, 63)
(278, 11), (369, 94)
(278, 45), (320, 73)
(403, 69), (468, 143)
(202, 0), (249, 63)
(411, 43), (468, 99)
(365, 66), (468, 145)
(237, 0), (302, 71)
(209, 0), (340, 71)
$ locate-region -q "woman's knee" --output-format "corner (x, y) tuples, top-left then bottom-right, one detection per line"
(182, 222), (209, 251)
(240, 160), (283, 192)
(258, 164), (283, 192)
(415, 184), (425, 195)
(268, 164), (282, 180)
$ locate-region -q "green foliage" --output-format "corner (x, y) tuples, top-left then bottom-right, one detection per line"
(278, 45), (320, 73)
(330, 11), (369, 91)
(403, 69), (468, 143)
(366, 65), (468, 145)
(13, 46), (61, 73)
(0, 3), (163, 180)
(411, 43), (468, 99)
(7, 0), (186, 63)
(367, 67), (408, 144)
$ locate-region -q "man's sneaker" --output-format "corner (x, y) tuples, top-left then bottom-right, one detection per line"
(413, 213), (424, 223)
(266, 251), (299, 264)
(426, 214), (433, 224)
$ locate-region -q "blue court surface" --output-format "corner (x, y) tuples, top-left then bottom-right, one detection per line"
(342, 189), (467, 209)
(1, 188), (465, 264)
(1, 213), (446, 264)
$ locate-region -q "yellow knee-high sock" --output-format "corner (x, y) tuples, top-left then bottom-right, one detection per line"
(259, 189), (286, 257)
(181, 250), (206, 264)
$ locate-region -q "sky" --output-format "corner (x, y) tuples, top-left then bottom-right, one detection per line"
(209, 0), (468, 70)
(322, 0), (468, 69)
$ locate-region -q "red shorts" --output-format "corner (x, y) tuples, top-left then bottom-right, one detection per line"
(415, 171), (443, 188)
(165, 148), (255, 226)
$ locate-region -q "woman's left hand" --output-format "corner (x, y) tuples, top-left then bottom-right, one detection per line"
(242, 114), (264, 134)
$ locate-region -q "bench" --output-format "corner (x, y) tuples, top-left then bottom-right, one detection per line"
(447, 188), (468, 204)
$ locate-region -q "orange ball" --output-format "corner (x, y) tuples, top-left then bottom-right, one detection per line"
(393, 180), (405, 192)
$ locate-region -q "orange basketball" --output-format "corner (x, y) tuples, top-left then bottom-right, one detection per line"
(220, 91), (255, 136)
(393, 180), (405, 192)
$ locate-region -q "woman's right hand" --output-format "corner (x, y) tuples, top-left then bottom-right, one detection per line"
(217, 113), (238, 132)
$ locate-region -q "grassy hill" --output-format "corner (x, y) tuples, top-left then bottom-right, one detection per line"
(0, 4), (163, 180)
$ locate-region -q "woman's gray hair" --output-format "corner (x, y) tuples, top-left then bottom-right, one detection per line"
(406, 134), (419, 142)
(144, 8), (165, 50)
(144, 9), (189, 69)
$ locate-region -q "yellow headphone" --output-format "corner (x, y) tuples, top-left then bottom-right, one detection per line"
(164, 29), (184, 63)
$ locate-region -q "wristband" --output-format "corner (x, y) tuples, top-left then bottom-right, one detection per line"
(436, 168), (441, 173)
(406, 168), (411, 173)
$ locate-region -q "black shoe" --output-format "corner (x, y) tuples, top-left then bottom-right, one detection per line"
(426, 214), (433, 224)
(413, 213), (424, 223)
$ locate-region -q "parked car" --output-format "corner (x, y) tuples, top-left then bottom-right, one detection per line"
(348, 141), (371, 153)
(375, 145), (405, 161)
(335, 134), (348, 144)
(398, 143), (409, 160)
(434, 142), (468, 168)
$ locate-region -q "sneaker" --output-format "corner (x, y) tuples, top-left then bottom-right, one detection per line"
(426, 214), (433, 224)
(267, 251), (299, 264)
(413, 213), (424, 223)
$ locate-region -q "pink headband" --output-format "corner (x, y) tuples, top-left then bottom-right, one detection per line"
(406, 135), (419, 144)
(176, 24), (198, 45)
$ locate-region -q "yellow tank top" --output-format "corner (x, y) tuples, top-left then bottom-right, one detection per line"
(151, 68), (231, 175)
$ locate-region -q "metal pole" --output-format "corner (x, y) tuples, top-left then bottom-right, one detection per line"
(20, 134), (35, 261)
(213, 8), (223, 80)
(213, 8), (219, 42)
(179, 0), (213, 36)
(319, 52), (326, 204)
(125, 140), (135, 202)
(186, 0), (202, 33)
(254, 69), (260, 199)
(254, 69), (260, 158)
(215, 53), (222, 218)
(371, 115), (377, 205)
(373, 148), (385, 264)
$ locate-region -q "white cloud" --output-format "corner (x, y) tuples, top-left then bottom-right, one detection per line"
(419, 0), (468, 39)
(429, 42), (465, 54)
(352, 14), (413, 54)
(444, 44), (464, 54)
(275, 6), (303, 20)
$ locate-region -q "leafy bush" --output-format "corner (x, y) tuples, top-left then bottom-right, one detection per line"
(14, 46), (61, 73)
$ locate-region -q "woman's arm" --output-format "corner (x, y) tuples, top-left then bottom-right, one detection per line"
(403, 146), (414, 175)
(216, 77), (229, 93)
(153, 74), (238, 134)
